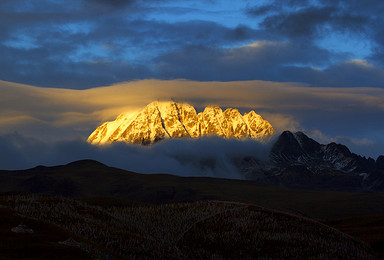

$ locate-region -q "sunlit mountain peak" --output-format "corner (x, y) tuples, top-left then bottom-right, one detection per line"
(87, 101), (274, 145)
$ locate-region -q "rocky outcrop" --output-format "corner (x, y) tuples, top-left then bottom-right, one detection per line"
(243, 130), (384, 191)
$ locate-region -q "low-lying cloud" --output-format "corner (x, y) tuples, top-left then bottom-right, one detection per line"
(1, 129), (382, 178)
(0, 133), (273, 179)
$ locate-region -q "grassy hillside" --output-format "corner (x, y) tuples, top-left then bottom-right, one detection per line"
(2, 160), (384, 257)
(0, 207), (94, 259)
(325, 214), (384, 256)
(0, 195), (377, 259)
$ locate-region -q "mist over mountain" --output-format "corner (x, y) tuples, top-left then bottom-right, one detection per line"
(0, 132), (272, 179)
(1, 129), (383, 191)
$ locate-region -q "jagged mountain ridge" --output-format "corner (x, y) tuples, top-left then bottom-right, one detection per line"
(88, 101), (275, 144)
(243, 131), (384, 191)
(270, 131), (376, 173)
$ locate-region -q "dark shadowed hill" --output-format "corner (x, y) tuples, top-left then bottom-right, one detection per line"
(1, 159), (384, 220)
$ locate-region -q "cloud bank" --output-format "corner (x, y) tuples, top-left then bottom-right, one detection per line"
(0, 133), (272, 179)
(1, 79), (383, 157)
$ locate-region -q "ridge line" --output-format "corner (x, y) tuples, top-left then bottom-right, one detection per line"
(174, 102), (191, 137)
(155, 102), (171, 138)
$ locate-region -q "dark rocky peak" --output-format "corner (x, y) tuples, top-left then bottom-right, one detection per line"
(245, 130), (384, 191)
(324, 142), (352, 158)
(361, 157), (376, 172)
(376, 156), (384, 170)
(270, 131), (304, 161)
(324, 143), (377, 173)
(270, 131), (322, 162)
(269, 131), (380, 174)
(293, 131), (321, 156)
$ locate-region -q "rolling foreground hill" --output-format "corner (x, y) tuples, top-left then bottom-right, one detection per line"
(1, 159), (384, 219)
(0, 195), (378, 259)
(1, 160), (384, 258)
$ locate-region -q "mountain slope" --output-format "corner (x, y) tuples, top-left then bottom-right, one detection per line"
(88, 101), (274, 144)
(243, 131), (384, 191)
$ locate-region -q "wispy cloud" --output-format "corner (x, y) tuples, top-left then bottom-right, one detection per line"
(1, 79), (383, 158)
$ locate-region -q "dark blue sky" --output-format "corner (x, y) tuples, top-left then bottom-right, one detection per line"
(1, 0), (384, 89)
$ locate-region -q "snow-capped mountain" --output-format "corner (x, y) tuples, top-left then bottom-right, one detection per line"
(88, 101), (275, 144)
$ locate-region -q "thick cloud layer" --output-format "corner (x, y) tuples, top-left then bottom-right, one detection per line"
(1, 79), (383, 158)
(1, 0), (384, 88)
(0, 133), (272, 179)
